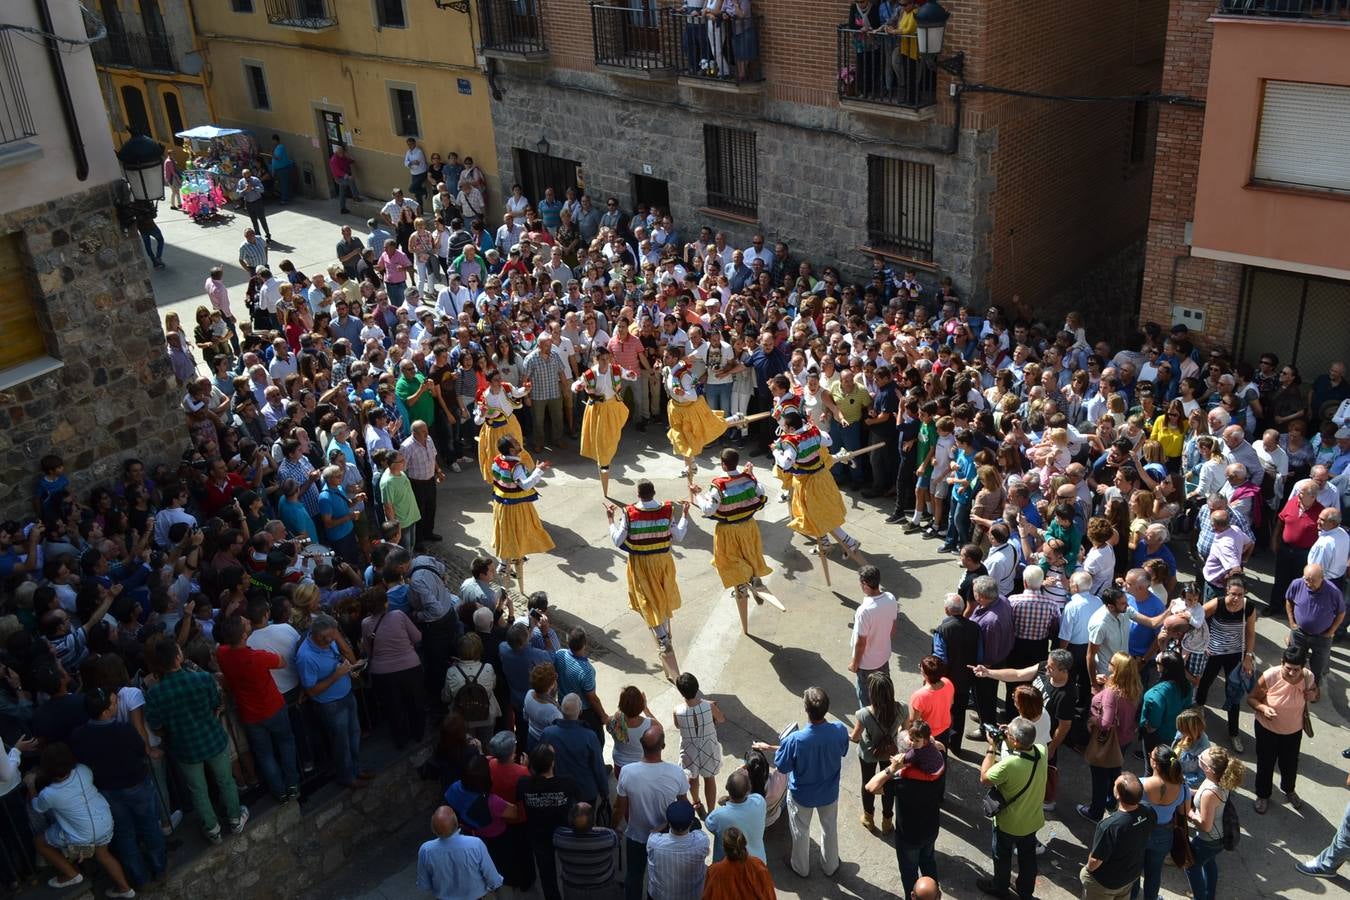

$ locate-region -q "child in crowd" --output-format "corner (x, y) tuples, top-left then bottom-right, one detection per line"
(1172, 706), (1211, 789)
(673, 672), (726, 816)
(897, 720), (945, 782)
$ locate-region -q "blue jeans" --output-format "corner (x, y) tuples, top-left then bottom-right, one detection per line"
(242, 706), (300, 800)
(140, 225), (164, 262)
(1185, 836), (1223, 900)
(386, 281), (406, 306)
(314, 691), (363, 785)
(704, 381), (731, 417)
(991, 827), (1037, 899)
(855, 664), (889, 711)
(274, 165), (293, 202)
(896, 837), (936, 897)
(103, 776), (166, 887)
(944, 496), (971, 549)
(1133, 823), (1173, 900)
(1305, 798), (1350, 874)
(335, 174), (360, 208)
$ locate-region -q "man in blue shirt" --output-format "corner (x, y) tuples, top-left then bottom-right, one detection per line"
(416, 805), (502, 900)
(748, 332), (789, 453)
(540, 694), (608, 805)
(317, 466), (363, 567)
(759, 687), (848, 877)
(1124, 568), (1166, 666)
(297, 614), (368, 788)
(554, 627), (608, 746)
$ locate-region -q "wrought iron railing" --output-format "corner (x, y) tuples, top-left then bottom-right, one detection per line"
(670, 9), (762, 83)
(91, 30), (176, 72)
(0, 31), (36, 146)
(836, 25), (936, 111)
(1216, 0), (1349, 18)
(480, 0), (549, 55)
(265, 0), (338, 28)
(591, 3), (678, 73)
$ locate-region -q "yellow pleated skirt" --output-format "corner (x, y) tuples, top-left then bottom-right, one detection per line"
(492, 500), (555, 561)
(788, 456), (846, 537)
(711, 519), (772, 588)
(579, 397), (629, 467)
(477, 416), (534, 482)
(667, 398), (728, 458)
(626, 551), (682, 628)
(772, 464), (792, 492)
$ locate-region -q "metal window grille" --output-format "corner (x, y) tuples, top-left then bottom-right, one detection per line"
(232, 0), (254, 11)
(163, 91), (184, 137)
(245, 64), (270, 110)
(392, 88), (419, 137)
(0, 32), (36, 146)
(265, 0), (337, 28)
(866, 155), (934, 262)
(704, 125), (757, 217)
(480, 0), (548, 54)
(376, 0), (407, 28)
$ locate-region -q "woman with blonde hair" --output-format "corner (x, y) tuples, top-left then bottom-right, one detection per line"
(1172, 706), (1211, 789)
(701, 826), (775, 900)
(1079, 652), (1141, 821)
(1186, 746), (1245, 900)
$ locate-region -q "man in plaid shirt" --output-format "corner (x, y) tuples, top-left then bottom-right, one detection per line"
(144, 638), (248, 843)
(1005, 566), (1062, 716)
(523, 334), (569, 453)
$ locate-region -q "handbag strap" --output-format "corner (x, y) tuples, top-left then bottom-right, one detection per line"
(1004, 746), (1042, 807)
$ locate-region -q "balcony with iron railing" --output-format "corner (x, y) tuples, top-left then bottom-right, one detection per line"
(265, 0), (338, 29)
(1216, 0), (1350, 19)
(91, 30), (176, 73)
(590, 3), (678, 77)
(671, 8), (763, 91)
(479, 0), (549, 61)
(0, 30), (37, 159)
(836, 26), (936, 119)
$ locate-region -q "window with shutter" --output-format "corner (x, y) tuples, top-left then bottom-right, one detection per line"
(0, 233), (49, 374)
(1252, 81), (1350, 194)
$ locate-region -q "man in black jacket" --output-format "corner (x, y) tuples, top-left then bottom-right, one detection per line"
(931, 593), (980, 754)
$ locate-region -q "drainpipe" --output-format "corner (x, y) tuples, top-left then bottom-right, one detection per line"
(36, 0), (88, 180)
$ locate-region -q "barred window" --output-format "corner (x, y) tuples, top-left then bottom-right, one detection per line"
(375, 0), (406, 28)
(389, 86), (420, 137)
(244, 62), (270, 111)
(704, 125), (757, 217)
(866, 156), (934, 262)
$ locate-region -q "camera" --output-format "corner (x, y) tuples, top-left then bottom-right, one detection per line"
(984, 723), (1006, 745)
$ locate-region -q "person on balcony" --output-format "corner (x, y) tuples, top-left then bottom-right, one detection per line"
(884, 0), (921, 103)
(728, 0), (758, 81)
(848, 0), (885, 96)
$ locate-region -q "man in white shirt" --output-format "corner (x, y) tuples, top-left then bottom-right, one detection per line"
(743, 233), (774, 270)
(403, 137), (428, 204)
(268, 338), (298, 381)
(1290, 464), (1341, 509)
(614, 724), (689, 900)
(985, 523), (1020, 598)
(381, 189), (420, 231)
(1309, 508), (1348, 590)
(645, 799), (708, 900)
(435, 275), (472, 321)
(245, 598), (301, 696)
(848, 565), (897, 709)
(495, 211), (523, 250)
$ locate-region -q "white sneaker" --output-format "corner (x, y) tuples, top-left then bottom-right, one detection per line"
(451, 462), (461, 473)
(229, 805), (250, 835)
(1042, 801), (1056, 812)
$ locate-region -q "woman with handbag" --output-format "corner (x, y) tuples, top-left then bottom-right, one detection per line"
(1136, 745), (1191, 900)
(1185, 746), (1245, 900)
(1247, 644), (1317, 815)
(1078, 652), (1140, 821)
(848, 671), (904, 833)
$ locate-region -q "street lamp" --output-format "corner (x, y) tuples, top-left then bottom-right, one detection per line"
(536, 134), (551, 157)
(915, 0), (964, 77)
(117, 133), (166, 202)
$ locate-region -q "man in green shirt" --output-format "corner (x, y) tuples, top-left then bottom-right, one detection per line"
(904, 400), (939, 533)
(379, 451), (422, 549)
(396, 360), (436, 429)
(978, 716), (1046, 899)
(830, 368), (873, 488)
(144, 639), (248, 843)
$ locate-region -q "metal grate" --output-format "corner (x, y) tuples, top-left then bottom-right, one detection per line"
(1216, 0), (1346, 18)
(265, 0), (338, 28)
(479, 0), (548, 54)
(245, 63), (270, 110)
(671, 8), (762, 83)
(836, 25), (936, 111)
(0, 32), (36, 146)
(375, 0), (407, 28)
(391, 88), (419, 137)
(591, 3), (677, 72)
(704, 125), (758, 217)
(91, 30), (176, 72)
(866, 155), (935, 262)
(1236, 267), (1350, 395)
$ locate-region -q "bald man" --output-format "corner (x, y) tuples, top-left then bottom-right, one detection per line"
(912, 876), (942, 900)
(416, 805), (502, 899)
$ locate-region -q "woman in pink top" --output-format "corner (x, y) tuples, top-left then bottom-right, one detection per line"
(359, 586), (424, 750)
(908, 654), (955, 741)
(1079, 651), (1142, 821)
(375, 238), (413, 307)
(1247, 644), (1317, 814)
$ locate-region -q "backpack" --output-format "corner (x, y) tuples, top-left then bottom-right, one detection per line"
(453, 663), (492, 722)
(1221, 794), (1240, 851)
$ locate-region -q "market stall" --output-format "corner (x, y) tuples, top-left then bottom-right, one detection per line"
(173, 125), (262, 221)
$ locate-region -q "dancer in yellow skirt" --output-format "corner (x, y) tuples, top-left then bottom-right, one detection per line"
(607, 479), (691, 682)
(692, 448), (774, 635)
(768, 374), (804, 502)
(664, 347), (732, 486)
(475, 369), (534, 482)
(489, 434), (554, 596)
(572, 345), (636, 497)
(773, 410), (864, 572)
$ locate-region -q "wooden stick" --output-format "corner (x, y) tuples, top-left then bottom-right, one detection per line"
(816, 537), (832, 586)
(831, 441), (888, 466)
(714, 410), (775, 434)
(515, 557), (525, 597)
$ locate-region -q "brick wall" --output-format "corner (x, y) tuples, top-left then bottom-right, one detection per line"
(0, 183), (182, 519)
(1138, 0), (1243, 351)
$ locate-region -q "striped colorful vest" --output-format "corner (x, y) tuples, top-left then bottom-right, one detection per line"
(623, 502), (674, 555)
(780, 427), (825, 475)
(709, 472), (766, 524)
(583, 364), (623, 397)
(773, 388), (803, 422)
(490, 456), (537, 505)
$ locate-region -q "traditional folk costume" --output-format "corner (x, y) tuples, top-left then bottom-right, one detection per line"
(489, 453), (554, 595)
(609, 499), (689, 680)
(665, 360), (728, 480)
(695, 465), (773, 634)
(770, 385), (804, 498)
(572, 360), (636, 494)
(475, 383), (535, 482)
(773, 423), (861, 558)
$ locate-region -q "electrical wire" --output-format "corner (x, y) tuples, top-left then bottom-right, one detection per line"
(958, 83), (1205, 109)
(2, 3), (107, 53)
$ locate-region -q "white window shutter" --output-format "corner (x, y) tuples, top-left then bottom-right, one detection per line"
(1253, 81), (1350, 193)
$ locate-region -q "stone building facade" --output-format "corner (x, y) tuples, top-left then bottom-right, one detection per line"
(484, 0), (1168, 327)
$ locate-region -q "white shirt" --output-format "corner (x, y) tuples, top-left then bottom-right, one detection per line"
(616, 760), (689, 843)
(153, 507), (196, 548)
(247, 622), (302, 693)
(743, 245), (775, 269)
(1309, 526), (1349, 581)
(1289, 477), (1340, 510)
(496, 221), (524, 248)
(404, 146), (427, 175)
(609, 499), (690, 547)
(257, 276), (282, 313)
(435, 284), (472, 320)
(268, 353), (297, 381)
(1084, 544), (1116, 596)
(505, 194), (529, 216)
(381, 197), (420, 224)
(852, 590), (898, 670)
(572, 363), (636, 401)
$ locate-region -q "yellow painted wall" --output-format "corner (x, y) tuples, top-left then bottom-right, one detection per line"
(194, 1), (498, 204)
